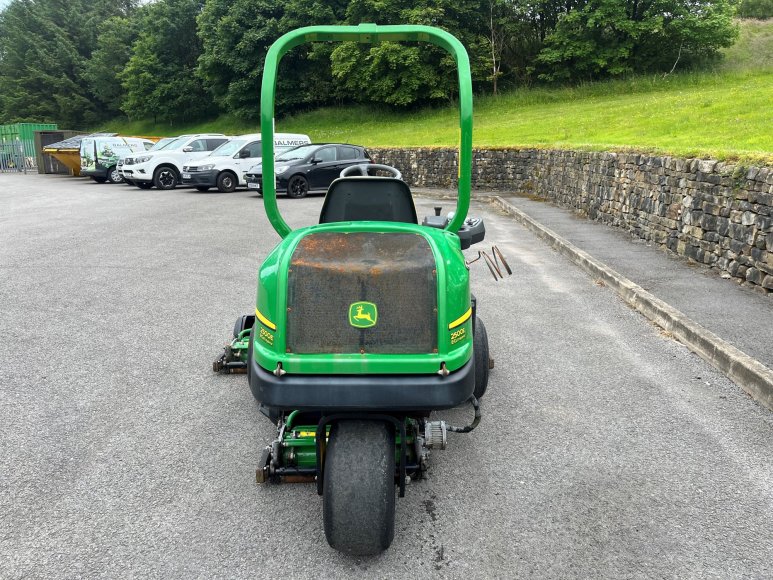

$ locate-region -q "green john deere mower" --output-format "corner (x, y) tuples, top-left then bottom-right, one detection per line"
(214, 24), (508, 556)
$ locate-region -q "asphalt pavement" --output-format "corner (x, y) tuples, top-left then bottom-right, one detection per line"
(1, 174), (771, 579)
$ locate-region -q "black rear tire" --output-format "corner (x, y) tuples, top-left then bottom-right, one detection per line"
(287, 175), (309, 198)
(323, 420), (395, 555)
(216, 171), (237, 193)
(473, 316), (490, 399)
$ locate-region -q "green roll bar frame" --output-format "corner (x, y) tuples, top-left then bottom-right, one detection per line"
(260, 24), (473, 238)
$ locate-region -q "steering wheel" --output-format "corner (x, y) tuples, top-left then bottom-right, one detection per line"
(339, 163), (402, 180)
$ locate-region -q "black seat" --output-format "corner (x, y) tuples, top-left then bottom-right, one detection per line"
(319, 177), (418, 224)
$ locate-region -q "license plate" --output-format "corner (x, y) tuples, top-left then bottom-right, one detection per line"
(247, 182), (259, 189)
(182, 173), (190, 179)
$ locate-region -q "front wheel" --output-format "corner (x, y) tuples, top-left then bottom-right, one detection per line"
(216, 171), (237, 193)
(153, 166), (178, 190)
(323, 420), (395, 555)
(286, 175), (309, 199)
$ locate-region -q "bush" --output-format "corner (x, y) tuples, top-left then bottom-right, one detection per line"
(737, 0), (773, 19)
(536, 0), (739, 82)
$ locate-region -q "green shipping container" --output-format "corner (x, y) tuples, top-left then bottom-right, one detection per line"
(0, 123), (58, 156)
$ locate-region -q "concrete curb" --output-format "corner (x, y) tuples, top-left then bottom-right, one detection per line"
(493, 196), (773, 411)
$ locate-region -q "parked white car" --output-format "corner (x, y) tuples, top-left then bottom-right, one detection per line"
(119, 137), (176, 185)
(180, 133), (310, 193)
(122, 134), (230, 190)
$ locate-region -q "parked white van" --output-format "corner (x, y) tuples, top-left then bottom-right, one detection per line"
(181, 133), (310, 193)
(80, 135), (155, 184)
(123, 134), (230, 190)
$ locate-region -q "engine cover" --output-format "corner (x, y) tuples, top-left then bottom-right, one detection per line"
(286, 232), (438, 355)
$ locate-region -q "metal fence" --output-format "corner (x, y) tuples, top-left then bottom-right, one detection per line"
(0, 137), (34, 173)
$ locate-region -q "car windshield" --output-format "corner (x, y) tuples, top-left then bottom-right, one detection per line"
(150, 137), (175, 151)
(276, 144), (318, 162)
(162, 137), (188, 151)
(211, 139), (247, 157)
(274, 145), (297, 157)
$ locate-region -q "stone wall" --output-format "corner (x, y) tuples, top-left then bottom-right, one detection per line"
(369, 148), (773, 293)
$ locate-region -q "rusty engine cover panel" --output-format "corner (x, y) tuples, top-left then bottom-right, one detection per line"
(287, 232), (438, 354)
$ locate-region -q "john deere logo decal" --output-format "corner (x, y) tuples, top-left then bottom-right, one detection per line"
(349, 301), (378, 328)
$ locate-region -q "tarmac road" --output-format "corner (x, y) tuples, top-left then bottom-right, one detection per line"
(1, 174), (771, 579)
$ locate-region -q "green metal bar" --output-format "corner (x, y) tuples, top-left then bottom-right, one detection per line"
(260, 24), (473, 238)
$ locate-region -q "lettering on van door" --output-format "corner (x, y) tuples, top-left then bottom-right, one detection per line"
(275, 140), (308, 147)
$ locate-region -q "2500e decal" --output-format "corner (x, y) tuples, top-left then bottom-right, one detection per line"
(450, 327), (467, 345)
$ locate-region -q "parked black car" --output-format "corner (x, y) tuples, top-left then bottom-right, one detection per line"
(244, 143), (372, 198)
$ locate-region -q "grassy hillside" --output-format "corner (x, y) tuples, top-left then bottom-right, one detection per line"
(103, 20), (773, 163)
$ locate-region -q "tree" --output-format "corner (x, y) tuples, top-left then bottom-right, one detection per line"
(120, 0), (213, 123)
(197, 0), (345, 119)
(736, 0), (773, 18)
(480, 1), (549, 92)
(485, 0), (506, 94)
(0, 0), (136, 126)
(83, 16), (138, 118)
(535, 0), (738, 82)
(329, 0), (492, 107)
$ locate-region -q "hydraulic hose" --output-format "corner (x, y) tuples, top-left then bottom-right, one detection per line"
(446, 395), (481, 433)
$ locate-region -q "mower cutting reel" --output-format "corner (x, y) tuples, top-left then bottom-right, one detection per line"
(213, 315), (253, 373)
(212, 23), (507, 556)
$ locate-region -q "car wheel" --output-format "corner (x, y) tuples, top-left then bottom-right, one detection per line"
(216, 171), (237, 193)
(136, 182), (153, 189)
(106, 166), (124, 184)
(195, 186), (210, 192)
(287, 175), (309, 199)
(153, 166), (178, 190)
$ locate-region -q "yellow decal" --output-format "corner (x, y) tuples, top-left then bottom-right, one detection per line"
(259, 327), (274, 346)
(349, 301), (378, 329)
(450, 327), (467, 345)
(255, 307), (277, 331)
(448, 307), (472, 330)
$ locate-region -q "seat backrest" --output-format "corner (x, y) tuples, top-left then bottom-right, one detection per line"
(319, 177), (418, 224)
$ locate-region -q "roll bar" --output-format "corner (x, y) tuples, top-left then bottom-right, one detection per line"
(260, 24), (473, 238)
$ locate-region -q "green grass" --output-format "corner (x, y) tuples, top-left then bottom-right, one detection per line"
(102, 20), (773, 163)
